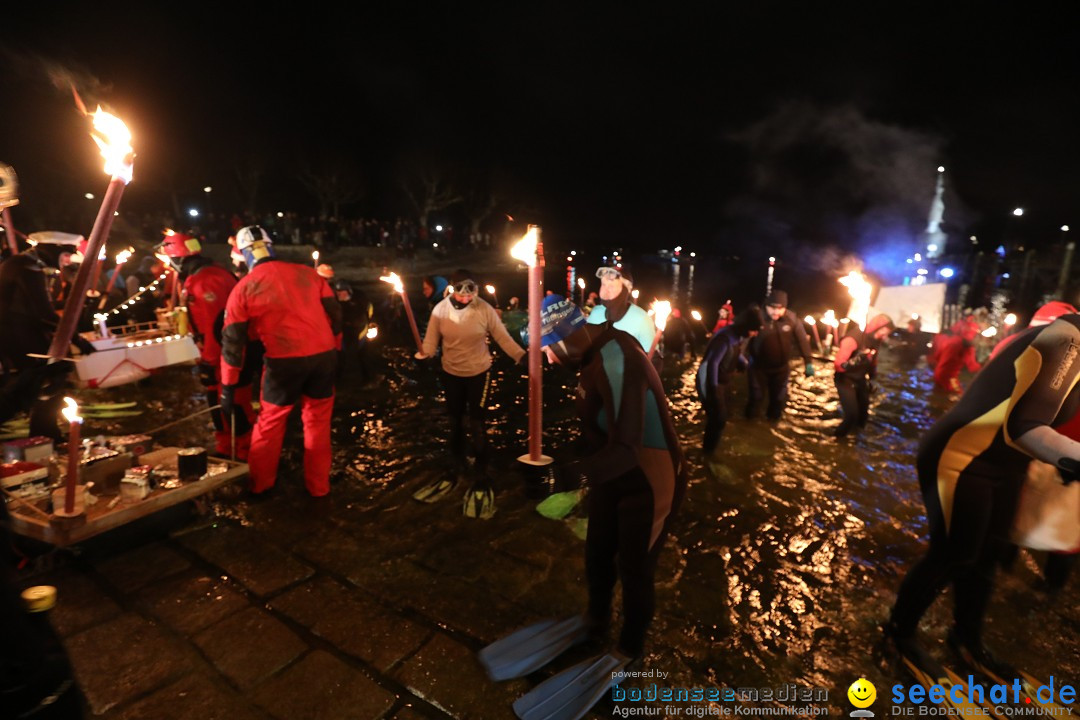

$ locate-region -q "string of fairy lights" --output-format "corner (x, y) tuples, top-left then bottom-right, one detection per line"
(92, 271), (171, 322)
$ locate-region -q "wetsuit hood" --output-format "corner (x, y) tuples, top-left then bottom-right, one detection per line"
(732, 304), (763, 337)
(866, 313), (895, 336)
(601, 284), (632, 324)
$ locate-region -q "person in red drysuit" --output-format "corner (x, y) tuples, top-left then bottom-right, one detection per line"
(159, 230), (254, 459)
(931, 315), (981, 394)
(220, 226), (342, 497)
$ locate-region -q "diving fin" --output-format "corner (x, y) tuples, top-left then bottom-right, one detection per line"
(512, 652), (628, 720)
(896, 639), (993, 715)
(412, 476), (457, 503)
(949, 632), (1076, 714)
(479, 616), (588, 681)
(463, 484), (496, 519)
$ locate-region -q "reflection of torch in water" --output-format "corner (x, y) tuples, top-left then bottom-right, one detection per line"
(49, 107), (134, 361)
(648, 300), (672, 359)
(485, 284), (498, 309)
(379, 272), (423, 354)
(839, 270), (872, 330)
(577, 277), (586, 305)
(804, 315), (823, 352)
(61, 397), (83, 515)
(766, 256), (776, 297)
(510, 225), (551, 466)
(98, 247), (133, 308)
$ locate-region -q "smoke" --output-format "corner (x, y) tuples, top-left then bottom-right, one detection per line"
(725, 102), (951, 283)
(1, 49), (112, 111)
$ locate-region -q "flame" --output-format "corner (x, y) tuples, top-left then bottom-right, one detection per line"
(982, 326), (998, 338)
(804, 315), (816, 325)
(651, 300), (672, 331)
(366, 326), (378, 340)
(821, 310), (839, 328)
(61, 396), (82, 424)
(1004, 313), (1017, 326)
(510, 226), (539, 267)
(312, 250), (320, 261)
(115, 248), (132, 265)
(839, 270), (872, 330)
(631, 289), (640, 300)
(691, 309), (702, 322)
(379, 271), (404, 294)
(90, 107), (134, 183)
(577, 277), (586, 289)
(485, 284), (496, 295)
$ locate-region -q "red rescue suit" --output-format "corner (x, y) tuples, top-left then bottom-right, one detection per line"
(180, 258), (253, 459)
(221, 260), (341, 496)
(931, 317), (980, 393)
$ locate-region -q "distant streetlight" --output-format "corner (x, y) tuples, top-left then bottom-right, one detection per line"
(188, 208), (199, 218)
(277, 212), (284, 218)
(1062, 225), (1070, 232)
(84, 192), (94, 200)
(203, 186), (212, 193)
(1013, 208), (1024, 217)
(937, 166), (945, 173)
(435, 224), (443, 232)
(939, 267), (955, 278)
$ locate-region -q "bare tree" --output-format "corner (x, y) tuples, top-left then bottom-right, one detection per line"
(399, 160), (463, 229)
(298, 159), (365, 219)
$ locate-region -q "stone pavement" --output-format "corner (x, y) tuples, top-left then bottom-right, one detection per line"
(18, 460), (665, 719)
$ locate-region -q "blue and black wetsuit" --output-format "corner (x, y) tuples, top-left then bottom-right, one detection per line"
(696, 326), (746, 454)
(569, 327), (687, 658)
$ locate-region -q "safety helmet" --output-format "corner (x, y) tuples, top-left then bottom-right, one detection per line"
(316, 263), (335, 279)
(1031, 301), (1078, 326)
(235, 225), (272, 251)
(159, 230), (201, 258)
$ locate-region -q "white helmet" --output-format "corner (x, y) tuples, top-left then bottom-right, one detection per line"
(235, 225), (272, 251)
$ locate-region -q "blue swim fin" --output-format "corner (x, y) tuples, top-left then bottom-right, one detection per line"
(512, 652), (628, 720)
(479, 616), (588, 681)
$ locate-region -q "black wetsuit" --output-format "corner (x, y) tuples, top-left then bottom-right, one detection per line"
(891, 316), (1080, 645)
(568, 327), (687, 657)
(746, 309), (812, 419)
(696, 326), (746, 454)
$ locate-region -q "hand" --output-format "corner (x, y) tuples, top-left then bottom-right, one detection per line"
(804, 362), (816, 378)
(414, 351), (429, 360)
(220, 385), (236, 418)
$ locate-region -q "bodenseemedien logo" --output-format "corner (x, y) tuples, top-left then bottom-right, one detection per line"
(848, 678), (877, 718)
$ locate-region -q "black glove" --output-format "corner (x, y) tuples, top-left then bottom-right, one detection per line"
(1058, 457), (1080, 485)
(220, 385), (236, 418)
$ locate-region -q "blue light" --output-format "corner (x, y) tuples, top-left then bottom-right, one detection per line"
(939, 267), (955, 278)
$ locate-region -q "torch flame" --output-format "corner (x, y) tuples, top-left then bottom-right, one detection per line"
(651, 300), (672, 331)
(821, 310), (839, 328)
(1004, 313), (1017, 326)
(61, 397), (82, 424)
(366, 326), (378, 340)
(485, 284), (496, 295)
(115, 249), (132, 265)
(312, 250), (320, 261)
(839, 270), (873, 330)
(804, 315), (816, 325)
(577, 277), (586, 289)
(510, 226), (539, 267)
(691, 309), (702, 322)
(90, 107), (134, 184)
(982, 326), (998, 338)
(379, 271), (404, 294)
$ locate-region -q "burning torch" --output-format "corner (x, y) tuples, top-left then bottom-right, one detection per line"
(380, 271), (424, 355)
(804, 315), (823, 352)
(839, 270), (872, 331)
(485, 284), (499, 309)
(649, 300), (672, 359)
(48, 107), (134, 361)
(60, 397), (83, 516)
(577, 277), (586, 306)
(821, 310), (839, 352)
(312, 249), (320, 267)
(511, 225), (552, 466)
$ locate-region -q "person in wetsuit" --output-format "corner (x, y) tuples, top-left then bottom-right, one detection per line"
(832, 313), (894, 438)
(536, 294), (687, 661)
(888, 313), (1080, 669)
(586, 265), (656, 354)
(697, 305), (763, 459)
(745, 290), (815, 420)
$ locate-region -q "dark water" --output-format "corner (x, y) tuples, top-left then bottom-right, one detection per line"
(75, 271), (1080, 707)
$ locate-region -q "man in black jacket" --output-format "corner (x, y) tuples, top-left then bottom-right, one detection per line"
(745, 290), (815, 420)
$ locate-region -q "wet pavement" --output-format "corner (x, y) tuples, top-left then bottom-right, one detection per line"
(13, 316), (1080, 719)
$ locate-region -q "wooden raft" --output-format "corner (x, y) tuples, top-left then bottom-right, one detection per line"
(7, 447), (248, 546)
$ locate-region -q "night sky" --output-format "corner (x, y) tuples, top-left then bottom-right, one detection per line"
(2, 5), (1079, 271)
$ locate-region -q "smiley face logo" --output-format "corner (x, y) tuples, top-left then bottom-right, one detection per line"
(847, 677), (876, 708)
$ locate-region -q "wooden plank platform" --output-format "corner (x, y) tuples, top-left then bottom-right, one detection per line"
(7, 447), (248, 546)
